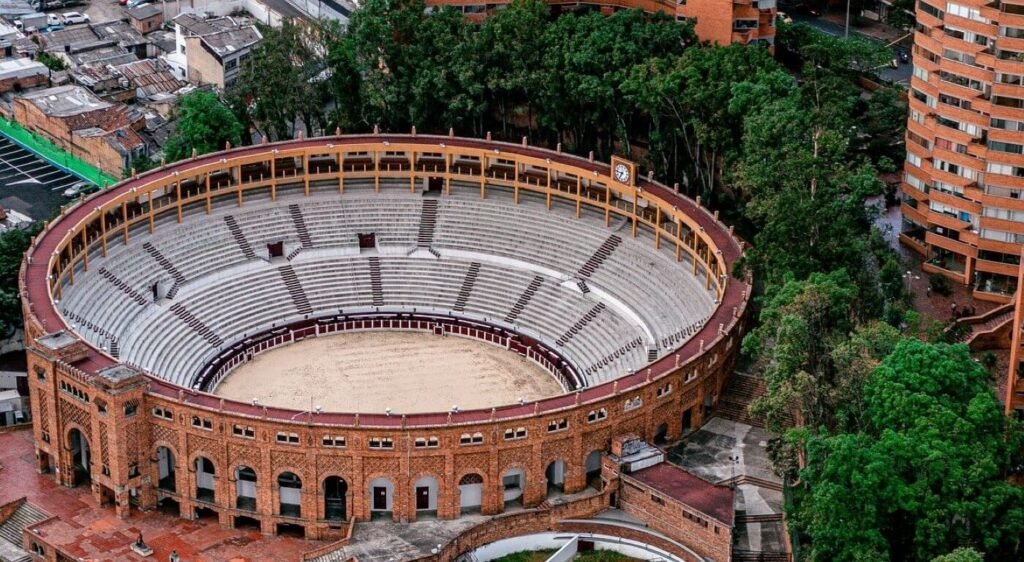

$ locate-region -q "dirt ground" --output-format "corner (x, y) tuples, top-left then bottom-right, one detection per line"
(214, 331), (564, 414)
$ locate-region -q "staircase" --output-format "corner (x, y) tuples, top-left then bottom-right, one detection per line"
(505, 276), (544, 323)
(169, 303), (223, 347)
(368, 257), (384, 306)
(0, 500), (48, 561)
(950, 303), (1014, 347)
(288, 204), (313, 248)
(143, 242), (186, 298)
(417, 200), (438, 247)
(556, 304), (606, 346)
(576, 280), (590, 294)
(278, 265), (313, 315)
(577, 234), (622, 279)
(647, 348), (658, 362)
(713, 372), (770, 427)
(453, 262), (480, 312)
(224, 215), (257, 259)
(98, 267), (149, 306)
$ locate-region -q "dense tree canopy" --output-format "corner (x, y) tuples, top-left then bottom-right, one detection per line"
(0, 226), (40, 336)
(791, 340), (1024, 562)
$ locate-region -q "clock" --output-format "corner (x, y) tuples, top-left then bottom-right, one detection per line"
(614, 163), (631, 184)
(610, 156), (635, 186)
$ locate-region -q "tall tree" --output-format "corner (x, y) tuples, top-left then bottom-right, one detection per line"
(163, 91), (243, 162)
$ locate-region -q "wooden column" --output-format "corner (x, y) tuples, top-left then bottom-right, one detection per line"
(545, 168), (552, 210)
(176, 179), (183, 223)
(631, 191), (638, 238)
(513, 162), (520, 204)
(80, 230), (88, 272)
(675, 220), (682, 262)
(409, 151), (416, 193)
(236, 166), (243, 207)
(121, 201), (128, 245)
(270, 156), (277, 200)
(604, 184), (611, 226)
(100, 211), (107, 257)
(575, 177), (582, 218)
(205, 173), (212, 214)
(338, 150), (345, 193)
(303, 152), (310, 197)
(373, 151), (380, 193)
(479, 156), (486, 199)
(654, 206), (662, 249)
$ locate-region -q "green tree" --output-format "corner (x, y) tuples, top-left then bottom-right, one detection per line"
(0, 226), (41, 335)
(931, 548), (984, 562)
(792, 340), (1024, 562)
(164, 91), (244, 162)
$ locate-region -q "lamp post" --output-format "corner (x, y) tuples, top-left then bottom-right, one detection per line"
(904, 270), (920, 294)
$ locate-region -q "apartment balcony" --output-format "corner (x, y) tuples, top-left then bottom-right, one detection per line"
(926, 230), (978, 258)
(902, 200), (930, 226)
(974, 257), (1020, 277)
(732, 28), (755, 43)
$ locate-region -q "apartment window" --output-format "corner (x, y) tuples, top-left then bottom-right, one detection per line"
(932, 181), (964, 196)
(992, 117), (1024, 132)
(734, 19), (758, 30)
(460, 432), (484, 445)
(934, 138), (968, 154)
(946, 2), (988, 22)
(943, 48), (977, 66)
(504, 427), (528, 441)
(624, 396), (643, 412)
(938, 70), (986, 92)
(988, 162), (1024, 177)
(996, 73), (1024, 85)
(41, 430), (50, 443)
(983, 207), (1024, 222)
(123, 402), (138, 417)
(987, 185), (1024, 199)
(982, 229), (1024, 244)
(918, 0), (943, 18)
(905, 172), (925, 191)
(414, 436), (440, 448)
(651, 494), (665, 505)
(993, 96), (1024, 109)
(1001, 26), (1024, 39)
(190, 416), (212, 430)
(322, 435), (346, 447)
(276, 432), (300, 445)
(224, 58), (238, 71)
(997, 49), (1024, 62)
(938, 93), (971, 110)
(913, 67), (929, 82)
(587, 408), (608, 423)
(151, 406), (173, 420)
(990, 141), (1024, 155)
(907, 131), (931, 149)
(34, 366), (46, 381)
(907, 150), (923, 170)
(547, 418), (569, 433)
(233, 425), (255, 439)
(368, 437), (394, 449)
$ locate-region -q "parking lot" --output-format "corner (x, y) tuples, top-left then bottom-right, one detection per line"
(0, 134), (86, 220)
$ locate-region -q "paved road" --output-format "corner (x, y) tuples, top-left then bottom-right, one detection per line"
(791, 14), (914, 85)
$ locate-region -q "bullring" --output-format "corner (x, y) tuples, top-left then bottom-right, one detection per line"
(20, 134), (748, 542)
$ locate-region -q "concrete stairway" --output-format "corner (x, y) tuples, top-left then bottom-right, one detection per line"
(0, 500), (49, 562)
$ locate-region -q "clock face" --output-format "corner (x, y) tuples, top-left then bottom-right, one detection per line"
(614, 163), (631, 183)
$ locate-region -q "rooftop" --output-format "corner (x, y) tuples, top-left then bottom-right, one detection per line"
(91, 20), (147, 46)
(127, 3), (162, 20)
(68, 45), (137, 67)
(199, 25), (261, 57)
(18, 85), (111, 117)
(116, 59), (185, 97)
(172, 13), (239, 37)
(0, 57), (46, 80)
(628, 463), (735, 526)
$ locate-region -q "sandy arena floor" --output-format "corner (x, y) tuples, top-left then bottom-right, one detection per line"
(214, 331), (564, 413)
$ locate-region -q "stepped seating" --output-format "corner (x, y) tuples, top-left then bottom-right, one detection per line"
(59, 186), (716, 389)
(0, 500), (48, 561)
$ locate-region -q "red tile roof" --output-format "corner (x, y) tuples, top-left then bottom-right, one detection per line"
(628, 463), (735, 526)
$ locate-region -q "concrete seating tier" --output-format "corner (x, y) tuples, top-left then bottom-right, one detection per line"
(58, 186), (716, 390)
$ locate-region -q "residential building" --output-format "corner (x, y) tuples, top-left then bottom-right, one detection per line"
(166, 13), (261, 88)
(42, 20), (149, 62)
(422, 0), (776, 47)
(12, 85), (146, 176)
(127, 3), (164, 35)
(0, 57), (46, 93)
(900, 0), (1024, 302)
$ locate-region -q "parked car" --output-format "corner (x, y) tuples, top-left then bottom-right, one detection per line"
(62, 181), (100, 198)
(894, 47), (910, 64)
(125, 0), (150, 8)
(61, 11), (89, 25)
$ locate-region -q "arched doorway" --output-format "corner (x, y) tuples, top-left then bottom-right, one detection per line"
(458, 473), (483, 515)
(413, 476), (439, 516)
(195, 457), (215, 502)
(501, 468), (525, 508)
(367, 477), (393, 519)
(156, 446), (176, 492)
(545, 460), (566, 497)
(278, 472), (302, 517)
(681, 407), (693, 434)
(324, 476), (347, 521)
(654, 422), (668, 445)
(68, 428), (91, 486)
(235, 466), (257, 511)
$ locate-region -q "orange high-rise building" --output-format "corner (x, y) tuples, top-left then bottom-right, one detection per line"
(901, 0), (1024, 302)
(424, 0), (777, 47)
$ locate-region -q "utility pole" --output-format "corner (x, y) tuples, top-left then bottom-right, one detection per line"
(845, 0), (851, 38)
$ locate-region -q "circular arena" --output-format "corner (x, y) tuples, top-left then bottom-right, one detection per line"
(20, 135), (749, 544)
